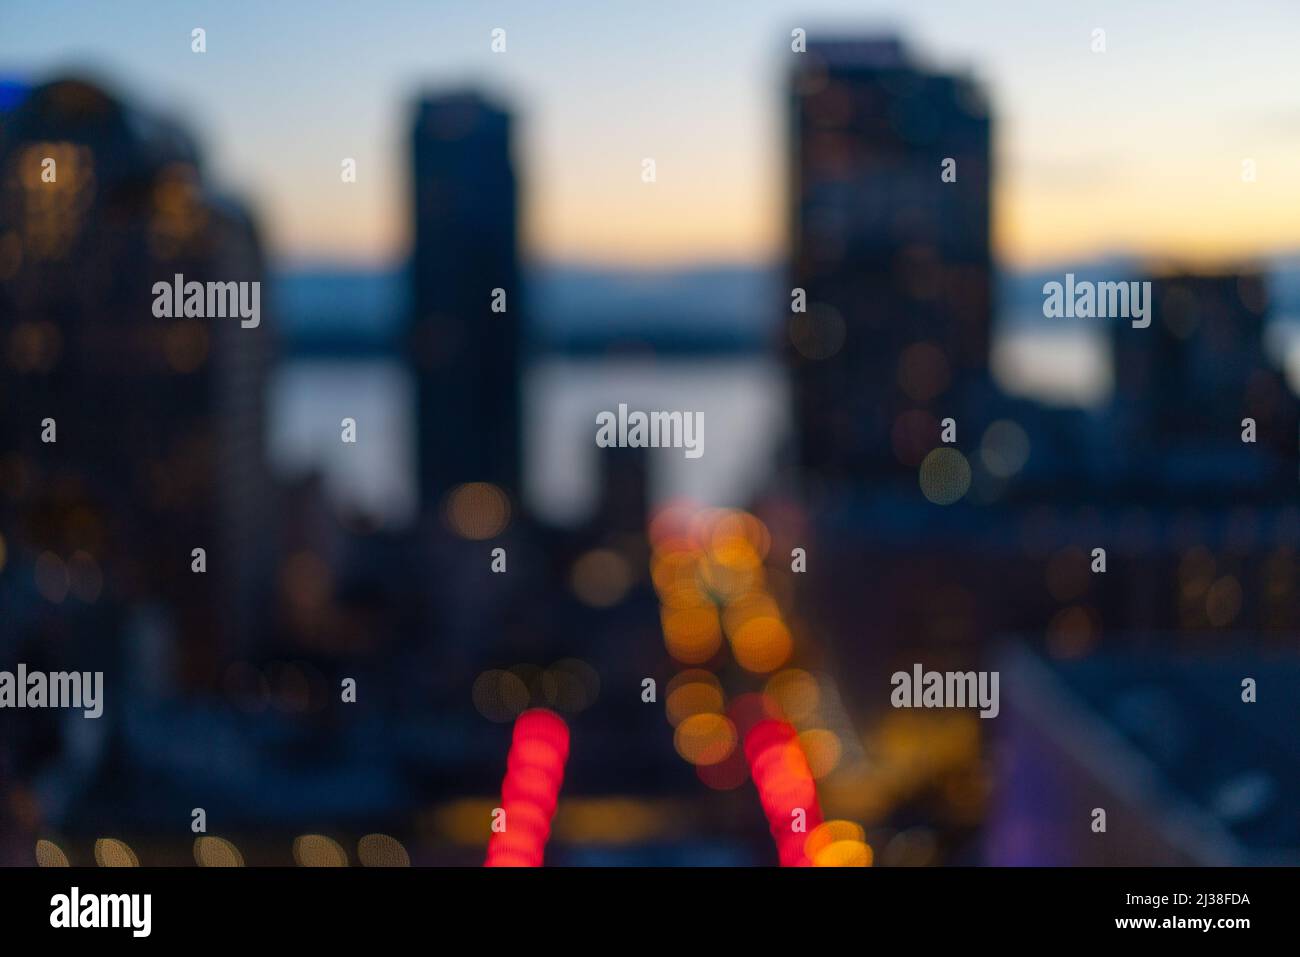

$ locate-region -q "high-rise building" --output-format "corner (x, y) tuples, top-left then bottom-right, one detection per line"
(409, 92), (521, 512)
(787, 39), (991, 484)
(0, 78), (272, 684)
(1110, 271), (1299, 500)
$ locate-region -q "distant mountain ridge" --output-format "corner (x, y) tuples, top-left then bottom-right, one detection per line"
(270, 254), (1300, 343)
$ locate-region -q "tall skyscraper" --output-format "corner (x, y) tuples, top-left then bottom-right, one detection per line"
(0, 78), (272, 684)
(409, 92), (521, 513)
(787, 39), (991, 484)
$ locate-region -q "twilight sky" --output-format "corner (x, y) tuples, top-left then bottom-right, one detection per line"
(3, 0), (1299, 269)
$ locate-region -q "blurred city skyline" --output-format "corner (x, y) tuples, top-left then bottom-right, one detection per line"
(4, 0), (1300, 270)
(4, 10), (1299, 870)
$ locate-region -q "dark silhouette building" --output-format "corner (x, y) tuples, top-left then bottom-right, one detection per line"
(787, 39), (991, 485)
(0, 78), (273, 686)
(409, 92), (522, 511)
(1110, 270), (1298, 501)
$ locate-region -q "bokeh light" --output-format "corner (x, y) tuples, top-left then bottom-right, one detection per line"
(729, 616), (792, 674)
(293, 834), (349, 867)
(443, 482), (511, 539)
(665, 670), (725, 727)
(540, 658), (601, 714)
(194, 836), (245, 867)
(357, 833), (411, 867)
(34, 550), (68, 603)
(797, 728), (843, 779)
(764, 669), (820, 724)
(919, 448), (972, 505)
(789, 304), (846, 359)
(661, 604), (723, 664)
(979, 419), (1030, 478)
(806, 820), (872, 867)
(570, 548), (632, 607)
(94, 837), (139, 867)
(35, 839), (69, 867)
(673, 713), (738, 766)
(473, 668), (531, 723)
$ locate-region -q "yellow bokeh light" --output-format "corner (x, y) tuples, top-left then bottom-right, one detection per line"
(430, 799), (497, 846)
(293, 834), (349, 867)
(805, 819), (867, 860)
(704, 512), (772, 581)
(194, 836), (245, 867)
(699, 555), (762, 602)
(35, 839), (69, 867)
(665, 679), (725, 727)
(94, 838), (139, 867)
(812, 839), (873, 867)
(651, 549), (709, 608)
(798, 728), (843, 778)
(552, 798), (681, 844)
(661, 604), (722, 664)
(730, 616), (792, 673)
(764, 668), (820, 724)
(722, 591), (781, 639)
(673, 713), (737, 766)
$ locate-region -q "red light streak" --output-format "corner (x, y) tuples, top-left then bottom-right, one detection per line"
(485, 709), (570, 867)
(744, 719), (823, 866)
